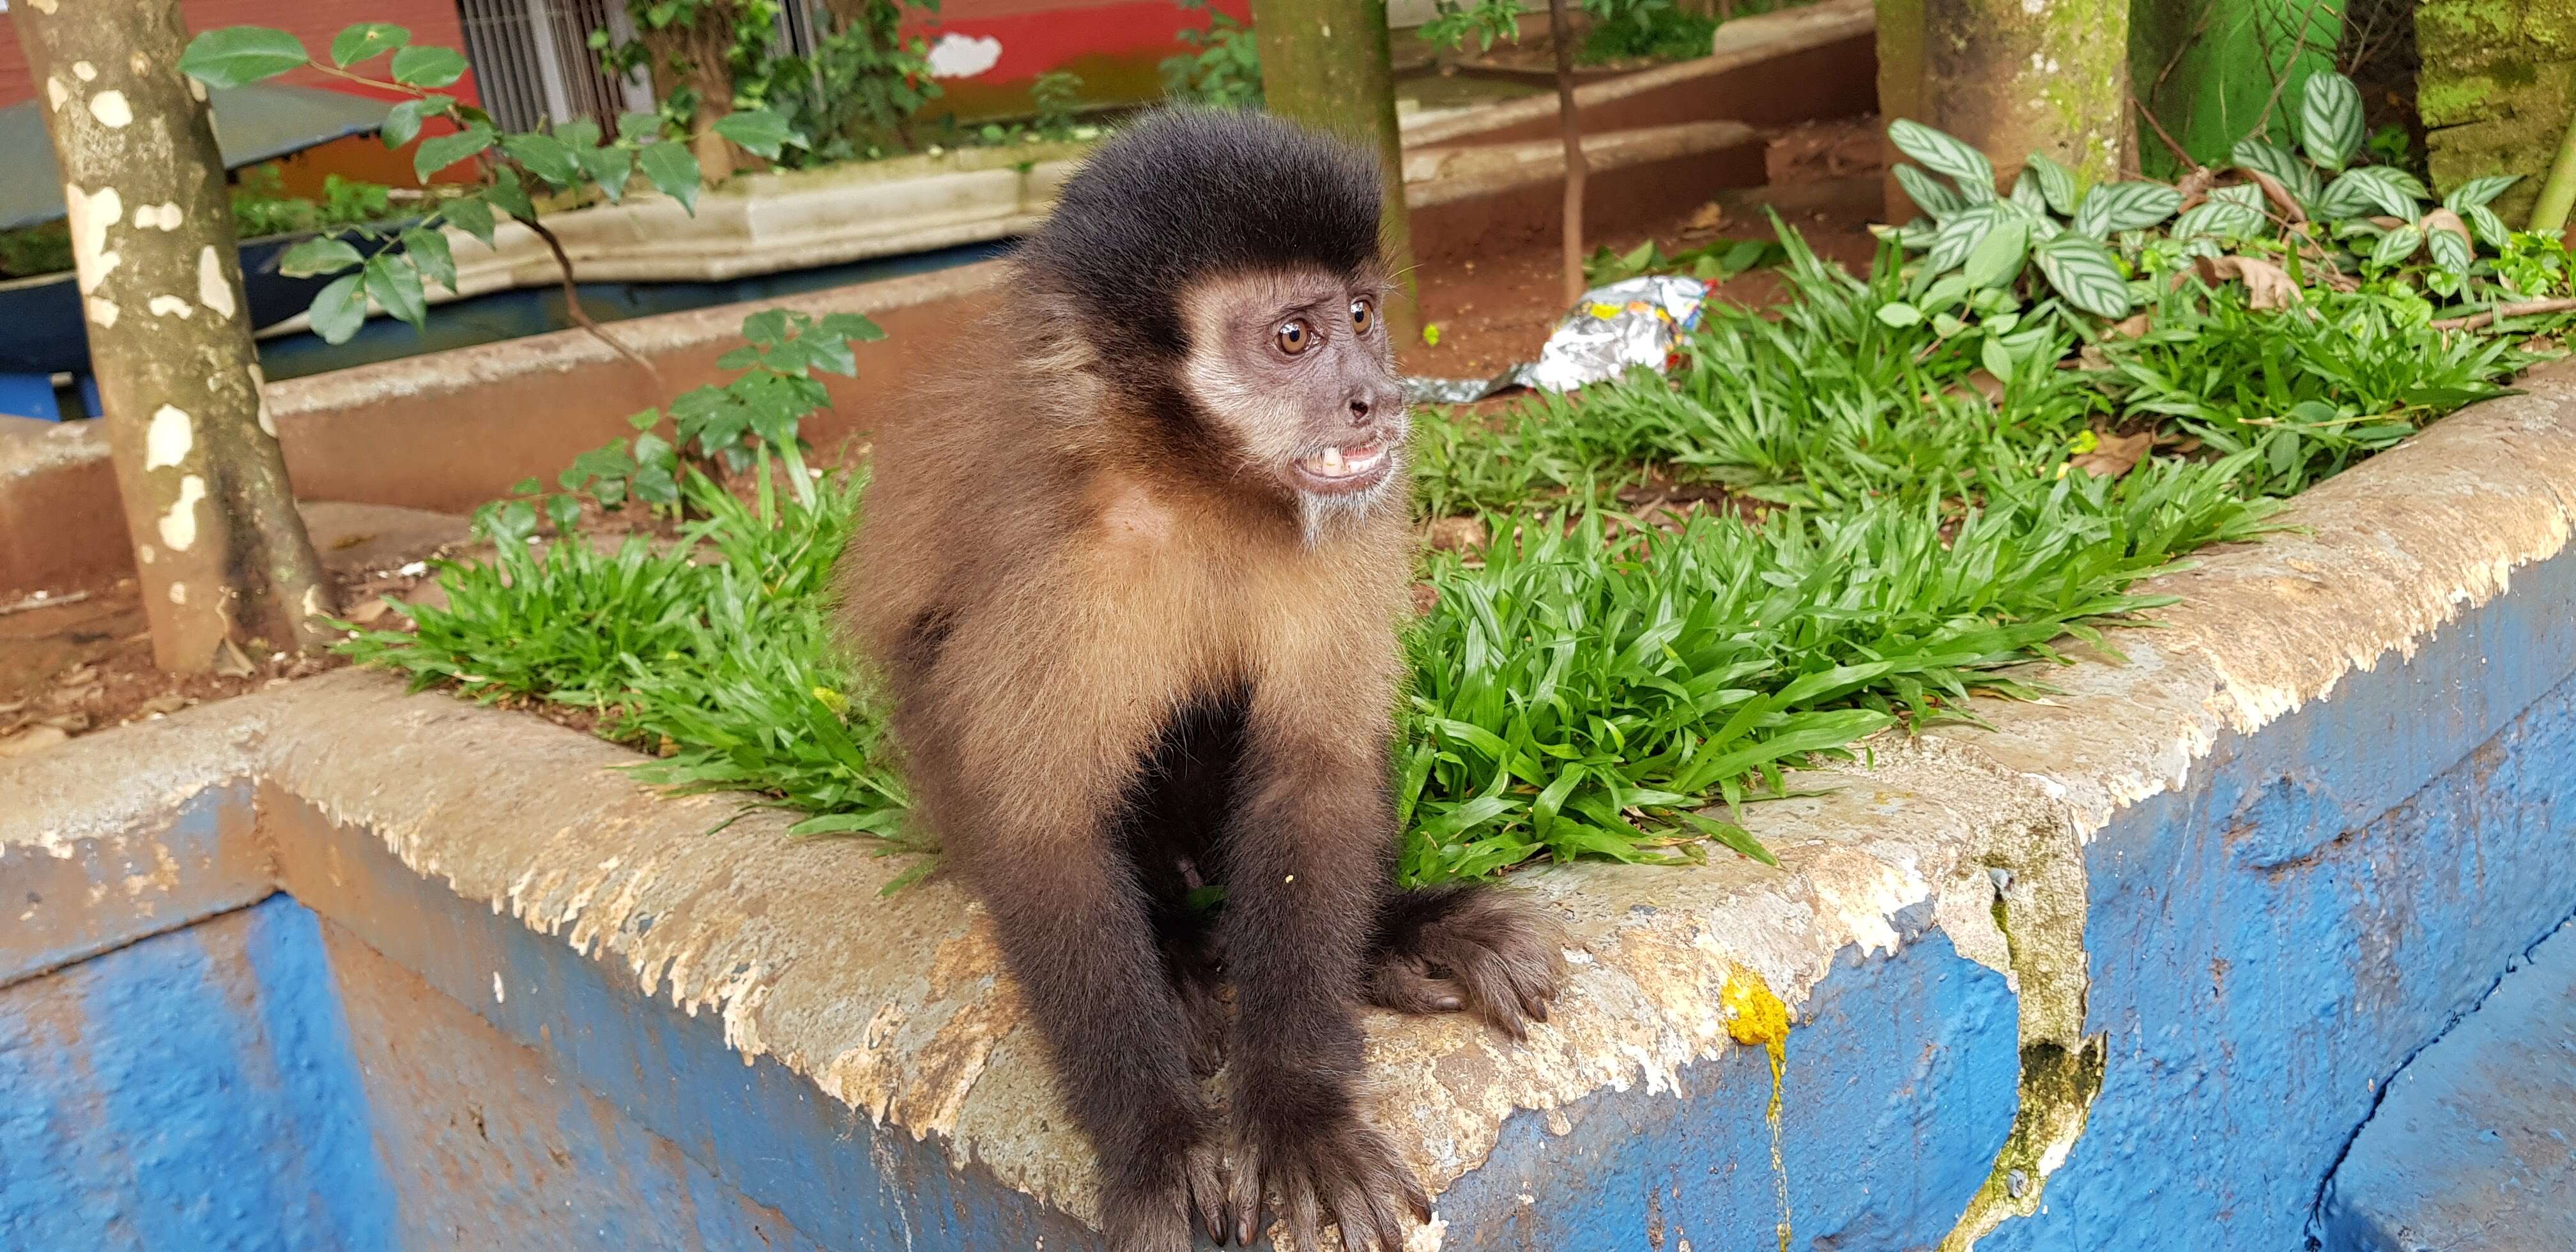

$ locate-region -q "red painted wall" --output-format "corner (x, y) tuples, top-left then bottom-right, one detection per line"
(1, 0), (484, 110)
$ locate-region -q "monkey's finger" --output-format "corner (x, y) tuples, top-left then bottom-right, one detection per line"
(1399, 1165), (1433, 1224)
(1326, 1186), (1377, 1252)
(1226, 1160), (1266, 1248)
(1284, 1178), (1324, 1252)
(1188, 1156), (1230, 1246)
(1354, 1179), (1409, 1252)
(1367, 963), (1466, 1015)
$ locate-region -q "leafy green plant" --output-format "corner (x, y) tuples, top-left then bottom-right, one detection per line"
(717, 0), (946, 165)
(0, 221), (74, 279)
(1578, 0), (1715, 63)
(229, 167), (401, 239)
(1584, 235), (1784, 284)
(1161, 0), (1261, 109)
(181, 22), (794, 346)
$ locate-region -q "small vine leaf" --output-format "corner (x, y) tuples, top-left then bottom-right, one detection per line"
(364, 254), (428, 330)
(2025, 153), (2082, 216)
(413, 123), (495, 181)
(389, 45), (469, 89)
(1876, 301), (1925, 328)
(180, 27), (310, 89)
(581, 145), (636, 202)
(2445, 174), (2522, 213)
(1894, 164), (1965, 220)
(1889, 119), (1997, 202)
(1926, 204), (2002, 275)
(1980, 335), (2015, 386)
(2033, 234), (2133, 317)
(2298, 71), (2365, 171)
(329, 22), (410, 66)
(502, 133), (583, 189)
(381, 95), (451, 149)
(712, 109), (797, 160)
(617, 111), (665, 144)
(399, 227), (456, 291)
(484, 167), (537, 220)
(277, 237), (362, 279)
(638, 141), (702, 214)
(1961, 216), (2030, 289)
(442, 195), (496, 246)
(308, 273), (368, 344)
(2369, 224), (2423, 268)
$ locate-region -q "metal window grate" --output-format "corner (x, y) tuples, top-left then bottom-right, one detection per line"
(454, 0), (652, 134)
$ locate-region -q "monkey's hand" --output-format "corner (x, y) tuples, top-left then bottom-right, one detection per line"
(1366, 885), (1569, 1040)
(1099, 1127), (1229, 1252)
(1225, 1088), (1430, 1251)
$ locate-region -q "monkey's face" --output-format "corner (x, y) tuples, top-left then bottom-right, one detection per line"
(1177, 268), (1411, 508)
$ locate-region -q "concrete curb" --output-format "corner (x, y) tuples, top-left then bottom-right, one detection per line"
(9, 369), (2576, 1248)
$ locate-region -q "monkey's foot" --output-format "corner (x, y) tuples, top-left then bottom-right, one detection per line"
(1174, 954), (1232, 1080)
(1365, 884), (1570, 1040)
(1224, 1101), (1430, 1251)
(1099, 1133), (1229, 1252)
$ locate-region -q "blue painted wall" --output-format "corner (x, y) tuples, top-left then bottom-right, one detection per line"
(0, 896), (393, 1250)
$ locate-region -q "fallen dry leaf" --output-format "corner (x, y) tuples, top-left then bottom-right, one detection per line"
(1684, 201), (1729, 234)
(2071, 429), (2154, 479)
(211, 639), (257, 678)
(2422, 207), (2471, 250)
(2104, 314), (2152, 340)
(2195, 255), (2301, 311)
(1410, 583), (1441, 616)
(0, 725), (70, 758)
(345, 597), (395, 625)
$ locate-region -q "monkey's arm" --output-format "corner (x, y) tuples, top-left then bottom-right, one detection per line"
(1217, 679), (1430, 1250)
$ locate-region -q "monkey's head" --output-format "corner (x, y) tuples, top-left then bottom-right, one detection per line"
(1020, 110), (1411, 515)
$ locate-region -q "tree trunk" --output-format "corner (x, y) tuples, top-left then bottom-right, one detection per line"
(13, 0), (335, 671)
(1246, 0), (1423, 339)
(640, 1), (750, 181)
(1873, 0), (1928, 222)
(1546, 0), (1587, 304)
(1905, 0), (2131, 196)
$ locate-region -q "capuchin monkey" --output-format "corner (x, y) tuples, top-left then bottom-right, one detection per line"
(846, 110), (1567, 1252)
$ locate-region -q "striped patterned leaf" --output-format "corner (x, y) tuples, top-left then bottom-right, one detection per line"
(2032, 234), (2133, 317)
(2446, 175), (2522, 213)
(1926, 204), (2003, 275)
(2172, 201), (2265, 241)
(2073, 181), (2182, 238)
(2024, 153), (2082, 215)
(1890, 120), (1997, 202)
(1894, 164), (1966, 220)
(2230, 138), (2320, 206)
(2299, 72), (2365, 171)
(2369, 224), (2423, 268)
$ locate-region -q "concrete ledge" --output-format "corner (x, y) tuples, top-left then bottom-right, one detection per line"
(10, 370), (2576, 1246)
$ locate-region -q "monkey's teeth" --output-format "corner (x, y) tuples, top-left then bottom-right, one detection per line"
(1322, 447), (1346, 473)
(1299, 442), (1387, 480)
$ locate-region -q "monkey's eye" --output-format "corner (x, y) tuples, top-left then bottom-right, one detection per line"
(1275, 318), (1314, 355)
(1350, 298), (1375, 333)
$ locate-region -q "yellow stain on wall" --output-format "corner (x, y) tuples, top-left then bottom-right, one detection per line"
(1722, 966), (1793, 1252)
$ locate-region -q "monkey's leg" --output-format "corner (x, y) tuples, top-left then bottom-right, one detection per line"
(1365, 883), (1569, 1039)
(972, 846), (1229, 1251)
(1215, 724), (1430, 1252)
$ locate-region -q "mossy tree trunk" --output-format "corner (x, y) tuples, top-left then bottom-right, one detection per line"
(13, 0), (336, 671)
(2419, 0), (2576, 225)
(1248, 0), (1425, 333)
(1880, 0), (2131, 216)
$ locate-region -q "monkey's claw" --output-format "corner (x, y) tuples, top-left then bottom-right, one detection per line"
(1226, 1110), (1429, 1251)
(1100, 1137), (1229, 1252)
(1368, 886), (1569, 1040)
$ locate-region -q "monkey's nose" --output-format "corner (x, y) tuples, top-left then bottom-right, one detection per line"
(1348, 395), (1374, 425)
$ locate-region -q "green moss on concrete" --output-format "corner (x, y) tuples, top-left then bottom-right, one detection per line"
(2421, 0), (2576, 223)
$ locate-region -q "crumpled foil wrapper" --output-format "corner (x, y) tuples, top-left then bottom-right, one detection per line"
(1402, 276), (1710, 404)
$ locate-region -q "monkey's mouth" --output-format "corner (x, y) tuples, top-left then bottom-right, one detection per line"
(1290, 440), (1392, 494)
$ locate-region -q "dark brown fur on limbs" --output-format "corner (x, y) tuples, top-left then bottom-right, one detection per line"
(845, 110), (1567, 1252)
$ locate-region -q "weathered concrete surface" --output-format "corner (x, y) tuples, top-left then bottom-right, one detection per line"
(8, 369), (2576, 1247)
(2319, 917), (2576, 1251)
(2419, 0), (2576, 223)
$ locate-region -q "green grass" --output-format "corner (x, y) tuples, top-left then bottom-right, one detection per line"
(341, 224), (2543, 887)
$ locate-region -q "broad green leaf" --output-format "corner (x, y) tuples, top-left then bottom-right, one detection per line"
(278, 236), (362, 278)
(2314, 169), (2380, 218)
(389, 45), (469, 89)
(617, 111), (665, 143)
(1874, 301), (1924, 328)
(2209, 183), (2264, 210)
(2025, 152), (2081, 216)
(441, 194), (496, 245)
(502, 132), (583, 188)
(364, 254), (428, 329)
(2465, 204), (2511, 249)
(2298, 71), (2365, 171)
(712, 109), (796, 160)
(2368, 224), (2422, 268)
(1893, 164), (1964, 220)
(413, 123), (494, 180)
(817, 312), (886, 342)
(2009, 169), (2048, 215)
(1925, 204), (2002, 275)
(2445, 174), (2522, 213)
(330, 22), (410, 66)
(2073, 181), (2182, 239)
(2032, 233), (2133, 317)
(638, 141), (702, 213)
(556, 119), (602, 150)
(1981, 335), (2014, 386)
(381, 95), (450, 149)
(742, 309), (793, 346)
(2171, 200), (2264, 241)
(2229, 138), (2320, 206)
(2329, 167), (2424, 218)
(180, 27), (309, 89)
(483, 167), (537, 220)
(1961, 216), (2030, 289)
(580, 144), (636, 202)
(308, 273), (368, 344)
(1889, 119), (1997, 201)
(2425, 220), (2471, 273)
(399, 226), (456, 291)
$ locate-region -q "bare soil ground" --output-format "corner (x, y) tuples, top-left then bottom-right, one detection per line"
(0, 117), (1889, 758)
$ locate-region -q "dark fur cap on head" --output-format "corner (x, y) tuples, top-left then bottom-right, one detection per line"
(1017, 109), (1384, 360)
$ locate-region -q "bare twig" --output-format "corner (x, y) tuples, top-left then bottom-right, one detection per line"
(2244, 0), (2336, 141)
(2241, 167), (2308, 226)
(2428, 298), (2576, 332)
(2132, 98), (2197, 171)
(508, 210), (662, 383)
